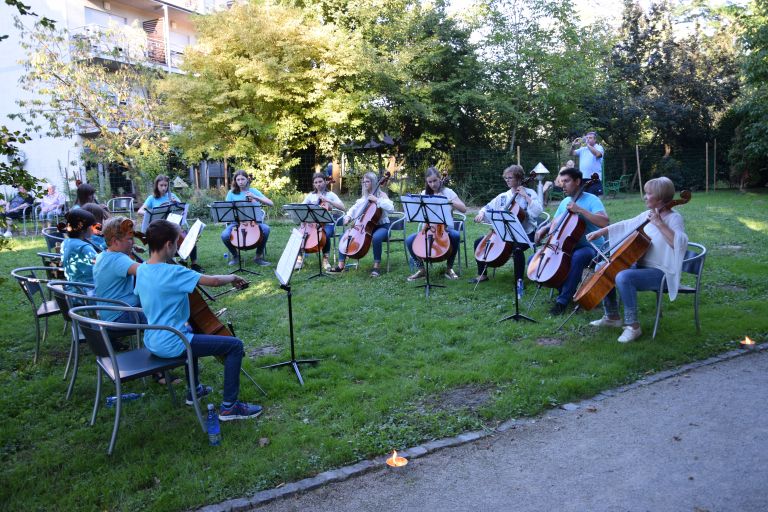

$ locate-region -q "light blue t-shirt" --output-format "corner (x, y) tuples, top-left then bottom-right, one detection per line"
(91, 234), (107, 252)
(134, 263), (200, 358)
(93, 251), (139, 321)
(553, 192), (606, 249)
(573, 144), (605, 180)
(62, 238), (98, 284)
(225, 187), (265, 202)
(142, 192), (179, 209)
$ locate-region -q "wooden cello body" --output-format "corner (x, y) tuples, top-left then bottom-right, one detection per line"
(573, 190), (691, 311)
(229, 192), (263, 250)
(475, 173), (536, 268)
(300, 178), (335, 254)
(526, 173), (600, 288)
(412, 173), (452, 263)
(339, 172), (390, 260)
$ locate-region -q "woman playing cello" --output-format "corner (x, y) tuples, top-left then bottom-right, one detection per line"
(295, 172), (345, 271)
(221, 170), (274, 267)
(585, 177), (688, 343)
(406, 166), (467, 281)
(329, 171), (394, 278)
(470, 164), (542, 284)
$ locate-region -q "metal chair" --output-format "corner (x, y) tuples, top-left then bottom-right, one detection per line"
(68, 305), (205, 455)
(385, 211), (408, 273)
(106, 197), (134, 220)
(41, 226), (66, 252)
(33, 204), (66, 234)
(453, 212), (468, 273)
(37, 252), (64, 280)
(648, 242), (707, 339)
(47, 281), (139, 400)
(10, 266), (64, 363)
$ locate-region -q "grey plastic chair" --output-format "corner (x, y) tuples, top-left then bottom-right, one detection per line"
(106, 197), (134, 220)
(41, 226), (66, 252)
(68, 305), (205, 455)
(649, 242), (707, 339)
(10, 266), (64, 363)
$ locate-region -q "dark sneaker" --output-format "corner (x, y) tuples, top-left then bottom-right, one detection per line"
(227, 258), (239, 267)
(185, 384), (213, 406)
(468, 275), (488, 284)
(253, 255), (271, 266)
(549, 302), (567, 315)
(219, 401), (263, 421)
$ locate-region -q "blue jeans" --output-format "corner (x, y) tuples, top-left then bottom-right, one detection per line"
(556, 245), (597, 306)
(188, 334), (244, 404)
(407, 228), (461, 269)
(321, 223), (334, 255)
(338, 223), (390, 264)
(221, 222), (270, 258)
(603, 265), (665, 325)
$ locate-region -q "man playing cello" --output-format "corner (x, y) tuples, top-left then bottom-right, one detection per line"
(534, 167), (609, 315)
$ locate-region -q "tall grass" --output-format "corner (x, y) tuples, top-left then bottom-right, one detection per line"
(0, 190), (766, 511)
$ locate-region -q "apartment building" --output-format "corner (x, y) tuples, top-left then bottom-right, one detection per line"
(0, 0), (230, 198)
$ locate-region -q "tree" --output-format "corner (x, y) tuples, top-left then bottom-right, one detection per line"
(160, 1), (369, 189)
(11, 18), (171, 195)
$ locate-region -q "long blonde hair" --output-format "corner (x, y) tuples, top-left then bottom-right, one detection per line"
(360, 172), (384, 199)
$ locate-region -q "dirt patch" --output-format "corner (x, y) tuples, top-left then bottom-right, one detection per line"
(537, 337), (565, 346)
(719, 245), (743, 251)
(423, 384), (494, 413)
(248, 345), (282, 358)
(719, 285), (747, 292)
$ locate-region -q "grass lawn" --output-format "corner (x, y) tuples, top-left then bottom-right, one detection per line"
(1, 189), (766, 511)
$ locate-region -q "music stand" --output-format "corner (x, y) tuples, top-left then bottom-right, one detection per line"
(401, 194), (453, 297)
(260, 228), (320, 386)
(210, 201), (264, 276)
(283, 203), (335, 279)
(141, 202), (187, 232)
(488, 209), (536, 323)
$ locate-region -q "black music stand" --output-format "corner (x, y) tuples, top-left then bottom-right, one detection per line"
(488, 209), (536, 323)
(210, 201), (264, 276)
(141, 202), (187, 232)
(401, 194), (453, 297)
(261, 228), (320, 386)
(283, 203), (335, 280)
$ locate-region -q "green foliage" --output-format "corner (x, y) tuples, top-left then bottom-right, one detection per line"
(0, 191), (766, 510)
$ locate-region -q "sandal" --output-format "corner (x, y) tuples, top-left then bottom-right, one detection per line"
(328, 265), (345, 273)
(370, 269), (381, 278)
(153, 372), (182, 386)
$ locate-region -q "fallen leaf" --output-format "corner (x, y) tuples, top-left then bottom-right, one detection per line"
(586, 406), (598, 413)
(259, 437), (270, 447)
(673, 435), (682, 441)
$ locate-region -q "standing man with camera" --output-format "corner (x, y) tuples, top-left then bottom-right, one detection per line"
(570, 131), (605, 196)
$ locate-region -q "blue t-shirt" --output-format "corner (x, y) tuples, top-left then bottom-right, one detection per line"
(134, 263), (200, 358)
(225, 187), (265, 202)
(553, 193), (606, 249)
(142, 192), (179, 209)
(91, 234), (107, 252)
(93, 251), (139, 321)
(62, 238), (98, 284)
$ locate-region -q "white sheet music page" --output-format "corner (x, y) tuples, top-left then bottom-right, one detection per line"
(178, 219), (205, 260)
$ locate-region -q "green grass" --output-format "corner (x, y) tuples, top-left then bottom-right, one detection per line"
(1, 190), (767, 511)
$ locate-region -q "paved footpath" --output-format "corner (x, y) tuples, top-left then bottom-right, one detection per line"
(208, 348), (768, 512)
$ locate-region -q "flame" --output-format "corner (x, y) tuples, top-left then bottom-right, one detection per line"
(386, 449), (408, 467)
(741, 336), (755, 346)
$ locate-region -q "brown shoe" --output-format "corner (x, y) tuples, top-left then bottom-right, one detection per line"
(407, 268), (427, 281)
(444, 268), (459, 280)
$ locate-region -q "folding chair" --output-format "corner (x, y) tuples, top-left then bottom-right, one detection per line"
(10, 266), (64, 363)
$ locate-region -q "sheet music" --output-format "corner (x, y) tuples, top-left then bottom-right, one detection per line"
(178, 219), (205, 260)
(400, 194), (452, 224)
(275, 228), (304, 286)
(167, 212), (183, 225)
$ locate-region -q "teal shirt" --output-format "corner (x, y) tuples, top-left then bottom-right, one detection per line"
(553, 192), (607, 249)
(225, 187), (265, 202)
(93, 251), (139, 321)
(134, 263), (200, 358)
(142, 192), (180, 210)
(91, 234), (107, 252)
(61, 238), (98, 284)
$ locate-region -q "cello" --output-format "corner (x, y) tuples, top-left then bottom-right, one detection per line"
(573, 190), (692, 311)
(300, 177), (335, 254)
(474, 171), (537, 269)
(526, 172), (600, 288)
(411, 172), (452, 263)
(229, 189), (263, 251)
(339, 172), (391, 259)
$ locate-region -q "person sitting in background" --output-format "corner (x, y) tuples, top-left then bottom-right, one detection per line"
(72, 183), (96, 209)
(81, 203), (111, 252)
(1, 184), (35, 238)
(38, 185), (66, 228)
(61, 209), (99, 286)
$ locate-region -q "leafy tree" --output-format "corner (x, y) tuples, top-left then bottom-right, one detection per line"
(11, 18), (170, 194)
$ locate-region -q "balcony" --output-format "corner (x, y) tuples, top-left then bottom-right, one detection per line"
(70, 24), (186, 73)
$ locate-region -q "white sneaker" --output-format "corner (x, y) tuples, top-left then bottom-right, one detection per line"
(589, 316), (623, 328)
(2, 230), (12, 238)
(617, 325), (642, 343)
